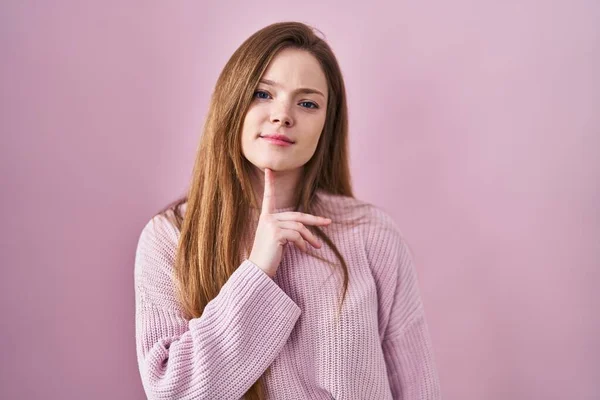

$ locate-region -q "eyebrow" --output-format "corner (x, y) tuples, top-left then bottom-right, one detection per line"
(259, 79), (326, 99)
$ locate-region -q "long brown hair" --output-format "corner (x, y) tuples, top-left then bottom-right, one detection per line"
(157, 21), (353, 399)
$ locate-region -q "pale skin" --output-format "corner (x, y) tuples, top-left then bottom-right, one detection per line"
(249, 168), (332, 278)
(241, 47), (328, 209)
(243, 48), (332, 278)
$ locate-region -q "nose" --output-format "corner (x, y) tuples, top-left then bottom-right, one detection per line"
(270, 102), (294, 127)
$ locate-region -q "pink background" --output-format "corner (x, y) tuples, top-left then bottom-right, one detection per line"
(1, 1), (598, 399)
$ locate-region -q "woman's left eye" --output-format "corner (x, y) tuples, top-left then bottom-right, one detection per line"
(299, 101), (318, 109)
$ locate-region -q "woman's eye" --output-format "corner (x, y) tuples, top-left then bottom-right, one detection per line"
(300, 101), (318, 109)
(254, 90), (318, 109)
(254, 90), (270, 99)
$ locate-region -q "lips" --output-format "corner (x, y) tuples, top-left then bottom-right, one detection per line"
(260, 133), (295, 144)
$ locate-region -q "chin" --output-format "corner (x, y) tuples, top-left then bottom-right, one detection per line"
(245, 154), (305, 173)
(262, 162), (299, 173)
(252, 157), (284, 170)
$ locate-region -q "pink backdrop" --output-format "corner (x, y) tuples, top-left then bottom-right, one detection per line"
(1, 1), (598, 399)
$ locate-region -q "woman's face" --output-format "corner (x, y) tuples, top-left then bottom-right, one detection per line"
(241, 48), (328, 173)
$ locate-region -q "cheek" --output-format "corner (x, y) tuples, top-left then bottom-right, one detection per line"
(293, 120), (324, 162)
(242, 108), (260, 132)
(241, 109), (262, 145)
(305, 117), (326, 146)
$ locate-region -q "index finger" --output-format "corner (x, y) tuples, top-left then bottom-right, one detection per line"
(274, 211), (332, 225)
(261, 167), (276, 215)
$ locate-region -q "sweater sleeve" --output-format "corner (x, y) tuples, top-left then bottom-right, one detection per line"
(381, 230), (442, 400)
(134, 215), (301, 400)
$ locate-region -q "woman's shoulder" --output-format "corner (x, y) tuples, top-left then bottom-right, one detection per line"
(138, 212), (180, 247)
(316, 190), (409, 264)
(315, 189), (403, 236)
(134, 206), (189, 309)
(135, 203), (186, 275)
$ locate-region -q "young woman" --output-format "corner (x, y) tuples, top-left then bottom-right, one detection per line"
(134, 21), (441, 400)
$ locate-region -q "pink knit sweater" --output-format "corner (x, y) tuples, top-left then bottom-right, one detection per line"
(134, 190), (441, 399)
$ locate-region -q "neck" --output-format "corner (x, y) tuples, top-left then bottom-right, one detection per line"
(250, 166), (303, 211)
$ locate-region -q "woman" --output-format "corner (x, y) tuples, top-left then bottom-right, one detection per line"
(134, 21), (441, 400)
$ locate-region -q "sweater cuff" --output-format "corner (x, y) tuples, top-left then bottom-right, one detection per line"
(234, 259), (301, 321)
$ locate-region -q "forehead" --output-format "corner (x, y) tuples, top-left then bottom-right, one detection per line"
(261, 48), (328, 95)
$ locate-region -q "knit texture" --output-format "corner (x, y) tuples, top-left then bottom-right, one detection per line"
(134, 189), (441, 399)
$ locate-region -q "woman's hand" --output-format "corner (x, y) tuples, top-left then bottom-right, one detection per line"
(249, 168), (331, 278)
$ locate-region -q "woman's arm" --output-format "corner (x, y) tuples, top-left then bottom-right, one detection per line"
(134, 215), (301, 400)
(381, 232), (442, 400)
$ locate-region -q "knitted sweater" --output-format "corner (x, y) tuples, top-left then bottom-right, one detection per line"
(134, 189), (441, 399)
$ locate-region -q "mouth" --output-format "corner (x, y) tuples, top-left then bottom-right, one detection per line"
(259, 134), (295, 146)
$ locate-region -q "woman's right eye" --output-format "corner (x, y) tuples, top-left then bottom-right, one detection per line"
(254, 90), (271, 99)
